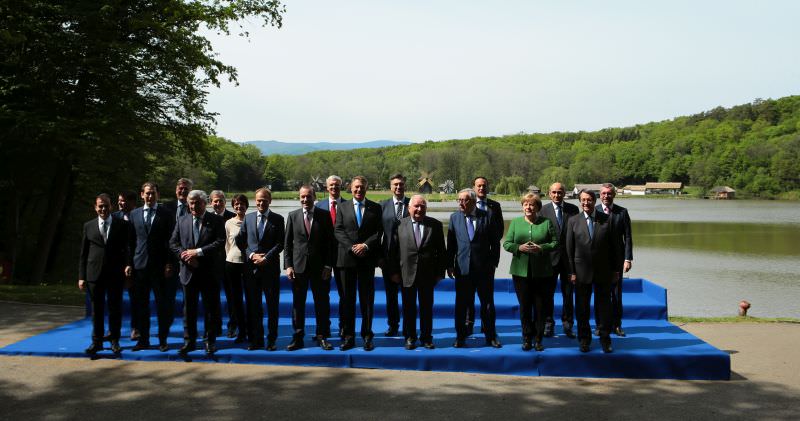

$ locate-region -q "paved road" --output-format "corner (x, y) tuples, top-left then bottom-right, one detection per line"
(0, 301), (797, 420)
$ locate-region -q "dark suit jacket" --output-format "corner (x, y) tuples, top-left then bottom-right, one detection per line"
(596, 203), (633, 268)
(79, 216), (133, 283)
(540, 201), (580, 267)
(380, 197), (410, 258)
(169, 212), (225, 285)
(235, 210), (285, 275)
(129, 205), (175, 271)
(479, 197), (504, 242)
(391, 216), (446, 287)
(333, 198), (383, 268)
(284, 207), (335, 275)
(316, 197), (346, 268)
(446, 209), (499, 276)
(565, 210), (618, 285)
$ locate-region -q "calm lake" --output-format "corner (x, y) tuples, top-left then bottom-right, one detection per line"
(267, 198), (800, 318)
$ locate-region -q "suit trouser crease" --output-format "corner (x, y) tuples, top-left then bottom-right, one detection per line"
(88, 279), (123, 342)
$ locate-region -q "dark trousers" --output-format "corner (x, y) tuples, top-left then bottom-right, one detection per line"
(575, 281), (612, 343)
(133, 267), (176, 344)
(224, 262), (247, 339)
(465, 268), (495, 329)
(182, 276), (220, 344)
(87, 279), (123, 343)
(548, 259), (574, 327)
(333, 267), (343, 331)
(291, 271), (332, 339)
(402, 281), (434, 342)
(340, 265), (375, 340)
(383, 276), (401, 330)
(244, 268), (280, 344)
(454, 272), (496, 341)
(611, 274), (624, 328)
(512, 275), (548, 342)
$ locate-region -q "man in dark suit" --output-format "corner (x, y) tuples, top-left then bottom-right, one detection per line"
(284, 185), (336, 351)
(162, 178), (193, 222)
(389, 195), (446, 350)
(315, 175), (346, 336)
(379, 173), (410, 337)
(112, 190), (138, 341)
(235, 187), (284, 351)
(78, 193), (133, 355)
(210, 190), (237, 339)
(333, 175), (383, 351)
(540, 182), (580, 338)
(447, 188), (502, 348)
(129, 182), (177, 352)
(566, 189), (619, 353)
(466, 177), (504, 335)
(170, 190), (225, 356)
(597, 183), (633, 337)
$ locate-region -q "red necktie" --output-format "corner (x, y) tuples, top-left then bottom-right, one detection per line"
(330, 200), (337, 224)
(604, 206), (610, 214)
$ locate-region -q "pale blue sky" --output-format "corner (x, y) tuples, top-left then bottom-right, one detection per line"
(205, 0), (800, 143)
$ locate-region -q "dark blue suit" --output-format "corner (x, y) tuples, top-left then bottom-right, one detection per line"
(129, 205), (177, 346)
(447, 209), (500, 341)
(316, 197), (346, 333)
(235, 209), (284, 345)
(379, 196), (410, 332)
(170, 211), (225, 344)
(597, 203), (633, 330)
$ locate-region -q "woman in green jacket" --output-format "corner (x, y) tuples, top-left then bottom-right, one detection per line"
(503, 193), (558, 351)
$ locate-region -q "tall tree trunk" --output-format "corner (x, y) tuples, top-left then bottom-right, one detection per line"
(30, 160), (73, 283)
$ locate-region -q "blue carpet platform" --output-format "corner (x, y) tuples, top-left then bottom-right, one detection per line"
(0, 277), (730, 380)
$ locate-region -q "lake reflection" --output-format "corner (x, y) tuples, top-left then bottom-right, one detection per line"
(267, 198), (800, 318)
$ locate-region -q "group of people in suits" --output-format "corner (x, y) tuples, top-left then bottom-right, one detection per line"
(79, 174), (632, 357)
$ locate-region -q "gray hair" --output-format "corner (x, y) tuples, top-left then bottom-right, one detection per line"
(187, 190), (208, 203)
(458, 188), (477, 202)
(177, 177), (194, 188)
(326, 175), (343, 184)
(210, 190), (225, 200)
(410, 194), (427, 206)
(601, 183), (616, 192)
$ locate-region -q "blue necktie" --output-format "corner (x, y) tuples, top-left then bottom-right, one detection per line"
(586, 214), (594, 240)
(144, 208), (153, 233)
(356, 201), (363, 227)
(466, 215), (475, 241)
(556, 204), (563, 228)
(258, 213), (266, 240)
(193, 217), (201, 246)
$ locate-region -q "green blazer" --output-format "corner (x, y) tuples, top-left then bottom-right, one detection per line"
(503, 216), (559, 278)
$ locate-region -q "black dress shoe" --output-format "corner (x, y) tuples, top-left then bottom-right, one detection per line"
(319, 339), (334, 351)
(287, 339), (304, 351)
(103, 331), (112, 342)
(614, 327), (626, 337)
(132, 341), (150, 352)
(363, 339), (375, 351)
(340, 338), (355, 351)
(85, 342), (102, 355)
(563, 328), (576, 339)
(534, 341), (544, 352)
(266, 340), (277, 352)
(179, 342), (196, 356)
(601, 339), (613, 353)
(453, 338), (466, 348)
(404, 338), (417, 350)
(247, 343), (264, 351)
(226, 328), (238, 339)
(487, 338), (502, 348)
(543, 322), (555, 338)
(522, 341), (533, 351)
(579, 342), (591, 353)
(130, 329), (140, 341)
(593, 328), (600, 336)
(158, 343), (169, 352)
(110, 340), (122, 354)
(422, 341), (435, 350)
(384, 327), (399, 337)
(205, 342), (216, 355)
(338, 327), (344, 339)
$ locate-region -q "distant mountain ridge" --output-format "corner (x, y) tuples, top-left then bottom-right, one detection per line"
(243, 139), (413, 155)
